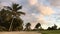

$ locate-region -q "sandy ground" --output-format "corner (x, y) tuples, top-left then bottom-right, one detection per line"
(0, 31), (41, 34)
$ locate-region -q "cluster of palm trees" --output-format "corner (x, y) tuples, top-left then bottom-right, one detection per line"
(0, 3), (25, 31)
(24, 23), (41, 31)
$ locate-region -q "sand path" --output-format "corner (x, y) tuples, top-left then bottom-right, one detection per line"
(0, 31), (41, 34)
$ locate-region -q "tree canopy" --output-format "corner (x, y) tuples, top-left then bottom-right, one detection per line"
(0, 3), (25, 31)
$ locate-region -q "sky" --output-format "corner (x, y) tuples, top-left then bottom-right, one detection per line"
(0, 0), (60, 29)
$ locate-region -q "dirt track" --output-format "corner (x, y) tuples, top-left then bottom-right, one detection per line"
(0, 31), (41, 34)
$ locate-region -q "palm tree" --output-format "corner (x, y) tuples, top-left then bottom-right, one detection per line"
(25, 22), (31, 31)
(5, 3), (25, 31)
(35, 23), (41, 30)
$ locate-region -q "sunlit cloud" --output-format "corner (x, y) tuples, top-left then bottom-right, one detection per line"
(28, 0), (38, 5)
(36, 4), (55, 16)
(37, 14), (48, 24)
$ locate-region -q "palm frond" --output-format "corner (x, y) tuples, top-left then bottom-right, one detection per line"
(7, 6), (12, 10)
(16, 6), (22, 10)
(17, 12), (25, 15)
(12, 3), (19, 10)
(4, 6), (12, 10)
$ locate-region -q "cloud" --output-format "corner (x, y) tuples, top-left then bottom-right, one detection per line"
(1, 2), (10, 6)
(36, 4), (55, 16)
(28, 0), (55, 16)
(10, 0), (19, 3)
(21, 0), (55, 29)
(28, 0), (38, 5)
(48, 0), (60, 8)
(36, 14), (48, 24)
(0, 2), (10, 9)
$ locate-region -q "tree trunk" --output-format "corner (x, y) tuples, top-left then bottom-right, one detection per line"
(9, 18), (14, 31)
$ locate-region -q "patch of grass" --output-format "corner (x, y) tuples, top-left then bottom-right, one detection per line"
(39, 30), (60, 34)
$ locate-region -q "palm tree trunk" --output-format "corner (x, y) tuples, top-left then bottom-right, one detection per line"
(9, 18), (14, 31)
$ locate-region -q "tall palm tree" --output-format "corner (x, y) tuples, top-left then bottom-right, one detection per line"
(5, 3), (25, 31)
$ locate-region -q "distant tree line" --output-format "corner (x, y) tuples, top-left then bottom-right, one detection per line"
(47, 24), (60, 30)
(24, 23), (60, 31)
(47, 24), (57, 30)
